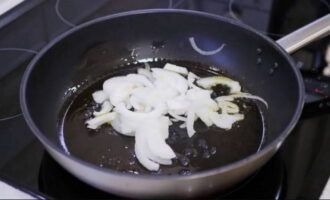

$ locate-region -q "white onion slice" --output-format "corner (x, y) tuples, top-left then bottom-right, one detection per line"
(168, 111), (187, 122)
(103, 77), (139, 106)
(135, 133), (159, 171)
(216, 93), (268, 108)
(197, 76), (241, 93)
(189, 37), (226, 56)
(86, 112), (116, 129)
(187, 72), (200, 89)
(129, 95), (144, 111)
(144, 62), (151, 70)
(195, 108), (213, 127)
(179, 123), (187, 129)
(110, 116), (134, 136)
(233, 93), (268, 108)
(93, 101), (113, 116)
(146, 131), (176, 160)
(137, 68), (154, 81)
(167, 95), (190, 116)
(164, 63), (188, 75)
(215, 96), (235, 102)
(115, 103), (165, 120)
(170, 118), (179, 122)
(186, 110), (196, 137)
(126, 74), (153, 87)
(209, 112), (244, 130)
(151, 68), (188, 94)
(92, 90), (108, 104)
(217, 100), (239, 114)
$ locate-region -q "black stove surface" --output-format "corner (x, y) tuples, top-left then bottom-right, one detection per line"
(0, 0), (329, 199)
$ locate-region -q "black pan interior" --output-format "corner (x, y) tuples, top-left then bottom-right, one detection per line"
(23, 11), (301, 171)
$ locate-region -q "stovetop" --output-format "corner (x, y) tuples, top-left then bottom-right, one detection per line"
(0, 0), (329, 199)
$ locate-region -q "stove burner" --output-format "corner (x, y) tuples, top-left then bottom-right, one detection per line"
(38, 152), (285, 199)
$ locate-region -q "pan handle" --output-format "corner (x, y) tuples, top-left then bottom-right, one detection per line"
(276, 14), (330, 119)
(276, 14), (330, 54)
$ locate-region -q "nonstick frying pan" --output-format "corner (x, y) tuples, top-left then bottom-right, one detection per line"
(20, 10), (330, 198)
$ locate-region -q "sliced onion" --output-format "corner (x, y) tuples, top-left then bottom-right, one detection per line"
(168, 111), (187, 122)
(179, 123), (187, 129)
(126, 74), (153, 87)
(197, 76), (241, 93)
(129, 95), (144, 111)
(209, 112), (244, 130)
(146, 131), (176, 160)
(110, 116), (134, 136)
(170, 118), (179, 122)
(145, 148), (172, 165)
(189, 37), (226, 56)
(137, 68), (154, 81)
(233, 93), (268, 108)
(115, 103), (165, 120)
(216, 93), (268, 108)
(135, 133), (159, 171)
(186, 110), (196, 137)
(215, 96), (235, 102)
(103, 77), (139, 106)
(217, 100), (239, 114)
(144, 62), (151, 70)
(195, 108), (213, 127)
(167, 95), (190, 115)
(92, 90), (107, 104)
(86, 112), (116, 129)
(93, 101), (113, 116)
(187, 72), (200, 89)
(164, 63), (188, 75)
(151, 68), (188, 94)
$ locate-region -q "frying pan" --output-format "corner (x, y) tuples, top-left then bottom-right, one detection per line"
(20, 9), (330, 198)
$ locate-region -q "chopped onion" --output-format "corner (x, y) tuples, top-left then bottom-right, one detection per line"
(189, 37), (226, 56)
(93, 101), (113, 116)
(92, 90), (107, 104)
(164, 63), (188, 75)
(197, 76), (241, 93)
(86, 112), (116, 129)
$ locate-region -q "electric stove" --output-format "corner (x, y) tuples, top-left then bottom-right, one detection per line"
(0, 0), (329, 199)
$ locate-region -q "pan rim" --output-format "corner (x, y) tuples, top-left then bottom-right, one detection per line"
(20, 8), (305, 181)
